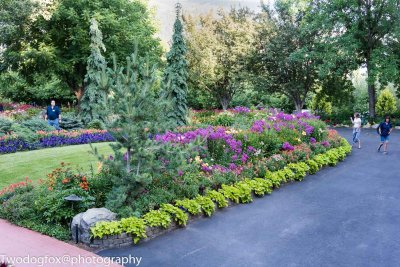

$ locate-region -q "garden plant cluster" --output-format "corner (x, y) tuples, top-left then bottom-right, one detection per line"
(0, 108), (351, 242)
(0, 102), (112, 154)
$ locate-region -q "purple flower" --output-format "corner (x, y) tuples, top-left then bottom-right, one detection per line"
(241, 153), (249, 163)
(310, 137), (316, 144)
(232, 106), (251, 113)
(178, 170), (184, 176)
(251, 120), (266, 133)
(321, 141), (330, 147)
(247, 146), (256, 153)
(109, 155), (114, 160)
(282, 142), (294, 151)
(232, 154), (238, 161)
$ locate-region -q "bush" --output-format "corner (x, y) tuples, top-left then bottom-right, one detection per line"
(0, 118), (13, 134)
(376, 88), (397, 116)
(60, 113), (83, 130)
(305, 119), (327, 142)
(21, 118), (53, 132)
(10, 124), (37, 143)
(34, 187), (95, 224)
(86, 119), (106, 130)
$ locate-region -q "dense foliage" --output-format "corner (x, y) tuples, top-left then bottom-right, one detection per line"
(162, 5), (189, 126)
(0, 0), (162, 104)
(80, 18), (107, 124)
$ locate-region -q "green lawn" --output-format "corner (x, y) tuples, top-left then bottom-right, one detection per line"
(0, 142), (114, 188)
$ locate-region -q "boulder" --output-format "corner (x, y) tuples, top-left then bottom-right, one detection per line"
(371, 124), (380, 129)
(71, 207), (116, 244)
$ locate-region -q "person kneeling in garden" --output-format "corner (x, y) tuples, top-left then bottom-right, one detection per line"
(45, 100), (62, 130)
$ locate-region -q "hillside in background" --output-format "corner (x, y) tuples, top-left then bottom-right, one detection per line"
(149, 0), (263, 43)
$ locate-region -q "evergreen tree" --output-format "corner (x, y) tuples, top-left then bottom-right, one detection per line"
(80, 18), (107, 124)
(97, 47), (187, 217)
(163, 3), (188, 126)
(376, 88), (397, 116)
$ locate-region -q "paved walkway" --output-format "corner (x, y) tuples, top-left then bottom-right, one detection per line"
(98, 128), (400, 267)
(0, 219), (121, 267)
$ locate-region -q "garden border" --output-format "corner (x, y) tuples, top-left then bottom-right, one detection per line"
(87, 139), (352, 250)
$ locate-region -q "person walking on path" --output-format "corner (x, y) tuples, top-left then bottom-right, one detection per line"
(350, 112), (362, 149)
(45, 100), (62, 130)
(377, 115), (393, 154)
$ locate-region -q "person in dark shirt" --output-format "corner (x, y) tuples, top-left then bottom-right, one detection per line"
(377, 115), (392, 154)
(45, 100), (62, 130)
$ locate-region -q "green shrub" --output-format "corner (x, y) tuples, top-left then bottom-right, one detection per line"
(220, 183), (252, 204)
(0, 117), (13, 134)
(376, 88), (397, 116)
(306, 159), (319, 174)
(59, 113), (83, 130)
(34, 188), (95, 224)
(206, 190), (228, 208)
(21, 118), (53, 132)
(244, 178), (273, 196)
(0, 191), (37, 223)
(10, 124), (37, 143)
(160, 203), (188, 226)
(91, 221), (122, 239)
(194, 196), (215, 216)
(212, 113), (235, 126)
(143, 210), (171, 228)
(286, 162), (310, 181)
(86, 119), (106, 130)
(175, 199), (202, 215)
(120, 217), (147, 244)
(305, 119), (327, 142)
(18, 219), (70, 240)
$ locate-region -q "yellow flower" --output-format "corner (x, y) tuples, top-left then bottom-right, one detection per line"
(195, 156), (202, 163)
(302, 131), (306, 136)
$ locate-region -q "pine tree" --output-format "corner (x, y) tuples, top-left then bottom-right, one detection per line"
(80, 18), (107, 124)
(163, 3), (189, 126)
(97, 47), (182, 217)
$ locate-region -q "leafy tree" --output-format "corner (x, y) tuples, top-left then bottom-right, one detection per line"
(162, 3), (188, 126)
(184, 8), (257, 110)
(0, 0), (163, 103)
(310, 93), (332, 115)
(252, 0), (342, 112)
(311, 0), (400, 119)
(80, 18), (107, 124)
(376, 88), (397, 116)
(0, 0), (73, 104)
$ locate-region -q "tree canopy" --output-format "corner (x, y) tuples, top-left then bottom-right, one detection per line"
(0, 0), (163, 104)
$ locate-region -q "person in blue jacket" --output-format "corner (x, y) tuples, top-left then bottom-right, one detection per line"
(45, 100), (62, 130)
(377, 115), (392, 154)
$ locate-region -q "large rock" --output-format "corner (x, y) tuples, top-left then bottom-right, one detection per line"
(71, 207), (116, 244)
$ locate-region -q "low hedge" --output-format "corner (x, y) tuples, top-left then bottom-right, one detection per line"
(90, 139), (352, 244)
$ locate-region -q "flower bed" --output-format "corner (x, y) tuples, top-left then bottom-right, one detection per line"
(0, 129), (114, 154)
(89, 140), (352, 248)
(0, 108), (351, 243)
(0, 103), (40, 120)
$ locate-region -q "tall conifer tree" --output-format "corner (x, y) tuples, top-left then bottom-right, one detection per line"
(163, 3), (189, 126)
(80, 18), (107, 124)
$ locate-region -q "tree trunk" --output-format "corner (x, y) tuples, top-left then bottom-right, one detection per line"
(74, 86), (84, 105)
(220, 96), (230, 111)
(294, 97), (303, 113)
(366, 62), (376, 120)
